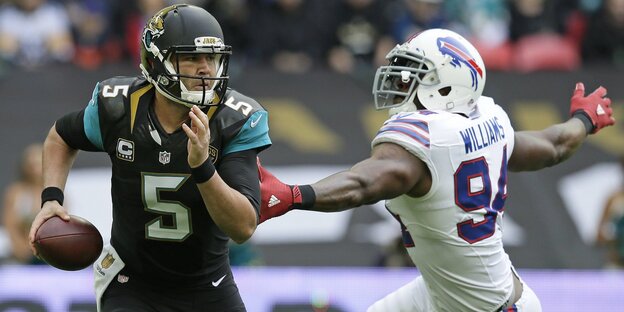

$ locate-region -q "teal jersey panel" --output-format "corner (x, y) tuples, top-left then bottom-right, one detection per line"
(83, 83), (104, 151)
(223, 110), (271, 155)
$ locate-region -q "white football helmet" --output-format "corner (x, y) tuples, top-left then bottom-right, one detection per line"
(373, 29), (486, 116)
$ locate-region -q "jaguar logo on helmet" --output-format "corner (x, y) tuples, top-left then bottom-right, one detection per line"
(437, 36), (484, 91)
(146, 6), (174, 39)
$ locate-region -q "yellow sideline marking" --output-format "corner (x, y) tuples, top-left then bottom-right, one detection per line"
(513, 101), (624, 154)
(261, 98), (342, 154)
(362, 106), (388, 141)
(512, 101), (558, 131)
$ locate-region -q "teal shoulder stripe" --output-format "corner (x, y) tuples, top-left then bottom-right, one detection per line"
(223, 110), (272, 155)
(83, 83), (104, 151)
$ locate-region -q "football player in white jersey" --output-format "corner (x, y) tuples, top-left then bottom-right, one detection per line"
(257, 29), (615, 312)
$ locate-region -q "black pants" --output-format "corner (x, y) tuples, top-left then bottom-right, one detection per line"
(101, 271), (246, 312)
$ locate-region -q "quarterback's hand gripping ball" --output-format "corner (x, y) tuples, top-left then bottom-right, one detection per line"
(34, 215), (103, 271)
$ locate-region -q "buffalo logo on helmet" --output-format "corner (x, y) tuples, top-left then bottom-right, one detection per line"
(437, 36), (483, 91)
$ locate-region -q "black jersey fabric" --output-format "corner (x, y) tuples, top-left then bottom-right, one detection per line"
(56, 76), (271, 287)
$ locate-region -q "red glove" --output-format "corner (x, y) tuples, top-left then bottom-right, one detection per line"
(570, 82), (614, 134)
(257, 158), (303, 224)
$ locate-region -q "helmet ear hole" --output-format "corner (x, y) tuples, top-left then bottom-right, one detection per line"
(438, 86), (451, 96)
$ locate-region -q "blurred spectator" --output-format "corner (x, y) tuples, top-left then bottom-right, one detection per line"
(391, 0), (451, 43)
(507, 0), (580, 72)
(581, 0), (624, 67)
(65, 0), (122, 69)
(203, 0), (251, 75)
(509, 0), (564, 41)
(596, 155), (624, 269)
(445, 0), (513, 70)
(0, 0), (73, 69)
(2, 144), (45, 265)
(446, 0), (509, 46)
(326, 0), (395, 80)
(246, 0), (334, 74)
(123, 0), (167, 64)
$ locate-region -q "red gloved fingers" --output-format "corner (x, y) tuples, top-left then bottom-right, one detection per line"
(570, 82), (615, 134)
(573, 82), (585, 98)
(589, 86), (607, 99)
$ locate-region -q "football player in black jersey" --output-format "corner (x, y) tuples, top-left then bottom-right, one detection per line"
(28, 4), (270, 311)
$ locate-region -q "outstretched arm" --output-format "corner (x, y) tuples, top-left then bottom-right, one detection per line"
(258, 142), (430, 222)
(509, 82), (614, 172)
(311, 143), (429, 211)
(509, 118), (587, 171)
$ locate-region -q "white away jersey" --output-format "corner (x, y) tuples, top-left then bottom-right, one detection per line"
(372, 96), (516, 311)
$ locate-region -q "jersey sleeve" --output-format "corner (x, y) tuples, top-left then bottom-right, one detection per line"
(55, 109), (99, 151)
(371, 113), (432, 164)
(82, 82), (105, 150)
(56, 79), (131, 152)
(222, 110), (272, 155)
(55, 83), (104, 151)
(217, 149), (261, 217)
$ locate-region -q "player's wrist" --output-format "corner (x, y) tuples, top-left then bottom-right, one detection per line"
(190, 158), (216, 184)
(41, 186), (64, 208)
(291, 184), (316, 210)
(571, 110), (594, 134)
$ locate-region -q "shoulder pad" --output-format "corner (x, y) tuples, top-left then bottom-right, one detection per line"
(97, 76), (149, 123)
(221, 89), (265, 118)
(392, 110), (441, 122)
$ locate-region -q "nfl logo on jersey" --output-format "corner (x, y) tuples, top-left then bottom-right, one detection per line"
(159, 151), (171, 165)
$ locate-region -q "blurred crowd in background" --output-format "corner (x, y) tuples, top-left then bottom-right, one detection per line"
(0, 0), (623, 80)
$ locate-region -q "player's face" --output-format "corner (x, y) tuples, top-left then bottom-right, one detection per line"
(173, 53), (219, 90)
(390, 76), (427, 109)
(391, 75), (420, 105)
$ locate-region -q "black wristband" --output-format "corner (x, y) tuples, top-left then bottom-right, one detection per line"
(41, 186), (64, 208)
(572, 111), (594, 134)
(191, 158), (216, 184)
(294, 184), (316, 210)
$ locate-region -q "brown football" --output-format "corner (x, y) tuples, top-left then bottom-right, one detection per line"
(34, 215), (103, 271)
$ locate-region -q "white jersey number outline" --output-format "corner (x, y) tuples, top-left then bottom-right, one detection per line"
(142, 173), (192, 242)
(454, 146), (508, 243)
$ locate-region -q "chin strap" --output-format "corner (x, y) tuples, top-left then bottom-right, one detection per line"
(388, 102), (418, 116)
(389, 92), (420, 116)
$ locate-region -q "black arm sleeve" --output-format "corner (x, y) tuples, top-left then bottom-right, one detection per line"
(55, 110), (99, 151)
(217, 149), (261, 217)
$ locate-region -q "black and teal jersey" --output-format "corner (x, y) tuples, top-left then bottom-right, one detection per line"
(56, 76), (270, 286)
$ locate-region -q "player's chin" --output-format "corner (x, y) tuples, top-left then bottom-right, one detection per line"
(393, 96), (406, 104)
(192, 85), (211, 91)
